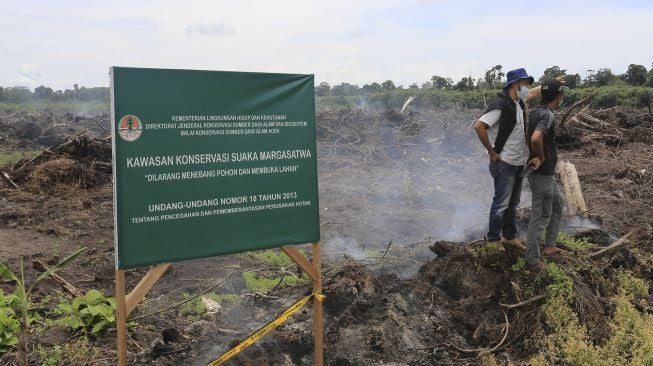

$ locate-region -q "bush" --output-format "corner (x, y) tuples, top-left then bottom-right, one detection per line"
(616, 269), (649, 299)
(531, 265), (653, 365)
(316, 85), (653, 112)
(0, 307), (19, 353)
(55, 290), (117, 335)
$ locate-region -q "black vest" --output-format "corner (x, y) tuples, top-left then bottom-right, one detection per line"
(481, 92), (526, 154)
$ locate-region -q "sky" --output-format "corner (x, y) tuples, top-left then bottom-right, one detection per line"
(0, 0), (652, 90)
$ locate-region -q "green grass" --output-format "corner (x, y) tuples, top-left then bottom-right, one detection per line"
(616, 269), (649, 299)
(0, 100), (109, 114)
(242, 271), (308, 292)
(511, 257), (527, 272)
(556, 233), (592, 253)
(531, 264), (653, 365)
(244, 248), (308, 267)
(177, 292), (241, 320)
(470, 241), (504, 258)
(0, 150), (40, 167)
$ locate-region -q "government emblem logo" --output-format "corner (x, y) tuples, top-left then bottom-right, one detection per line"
(118, 115), (143, 142)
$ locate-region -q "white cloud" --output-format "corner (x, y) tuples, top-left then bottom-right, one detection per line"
(0, 0), (651, 89)
(186, 19), (236, 36)
(15, 64), (46, 88)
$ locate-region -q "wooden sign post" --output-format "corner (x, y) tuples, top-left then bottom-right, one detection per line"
(116, 263), (171, 365)
(282, 242), (323, 365)
(115, 244), (323, 366)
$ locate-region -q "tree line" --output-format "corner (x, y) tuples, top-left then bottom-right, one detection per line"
(0, 84), (108, 103)
(2, 63), (652, 104)
(315, 63), (653, 96)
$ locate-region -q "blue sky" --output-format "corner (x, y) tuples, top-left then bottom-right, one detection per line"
(0, 0), (651, 90)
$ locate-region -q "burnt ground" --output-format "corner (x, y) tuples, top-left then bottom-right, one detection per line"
(0, 106), (652, 365)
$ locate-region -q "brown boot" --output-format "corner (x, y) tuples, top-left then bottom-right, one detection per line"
(502, 237), (526, 251)
(543, 246), (562, 256)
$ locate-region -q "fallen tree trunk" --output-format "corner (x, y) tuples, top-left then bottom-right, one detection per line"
(557, 161), (588, 216)
(578, 112), (611, 128)
(560, 92), (597, 130)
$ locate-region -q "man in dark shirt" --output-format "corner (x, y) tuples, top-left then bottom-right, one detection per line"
(525, 79), (565, 268)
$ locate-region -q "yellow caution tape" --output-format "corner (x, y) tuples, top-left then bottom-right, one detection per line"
(207, 292), (324, 366)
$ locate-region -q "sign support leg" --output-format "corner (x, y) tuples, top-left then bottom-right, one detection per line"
(116, 269), (128, 366)
(313, 242), (323, 366)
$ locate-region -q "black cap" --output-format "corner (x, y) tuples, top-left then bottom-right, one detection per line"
(541, 79), (564, 99)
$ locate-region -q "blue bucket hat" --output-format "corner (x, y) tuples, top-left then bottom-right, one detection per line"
(503, 68), (534, 88)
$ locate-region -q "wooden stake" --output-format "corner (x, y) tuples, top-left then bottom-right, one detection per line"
(125, 263), (170, 316)
(313, 242), (323, 366)
(116, 269), (128, 366)
(282, 243), (323, 366)
(282, 246), (318, 282)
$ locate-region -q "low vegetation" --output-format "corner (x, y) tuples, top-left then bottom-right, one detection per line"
(242, 270), (307, 293)
(178, 293), (241, 321)
(0, 150), (40, 167)
(528, 263), (653, 365)
(556, 233), (592, 253)
(54, 289), (117, 335)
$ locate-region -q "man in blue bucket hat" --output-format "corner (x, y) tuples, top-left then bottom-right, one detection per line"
(473, 68), (537, 250)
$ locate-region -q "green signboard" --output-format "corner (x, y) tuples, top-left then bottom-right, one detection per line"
(111, 67), (319, 269)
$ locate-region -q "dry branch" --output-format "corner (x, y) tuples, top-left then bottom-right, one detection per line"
(560, 92), (597, 130)
(0, 169), (20, 189)
(578, 113), (610, 128)
(589, 228), (640, 259)
(32, 260), (83, 297)
(500, 294), (546, 309)
(447, 311), (510, 354)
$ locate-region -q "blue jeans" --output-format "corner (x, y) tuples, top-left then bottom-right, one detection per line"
(487, 161), (523, 241)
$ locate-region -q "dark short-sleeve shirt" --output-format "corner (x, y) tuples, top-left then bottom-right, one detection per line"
(527, 106), (557, 176)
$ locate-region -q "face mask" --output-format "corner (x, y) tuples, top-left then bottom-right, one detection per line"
(516, 85), (529, 100)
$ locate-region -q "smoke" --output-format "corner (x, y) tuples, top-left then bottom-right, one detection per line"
(317, 104), (495, 268)
(323, 237), (369, 261)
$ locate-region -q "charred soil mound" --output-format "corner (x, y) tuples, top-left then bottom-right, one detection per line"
(7, 136), (111, 193)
